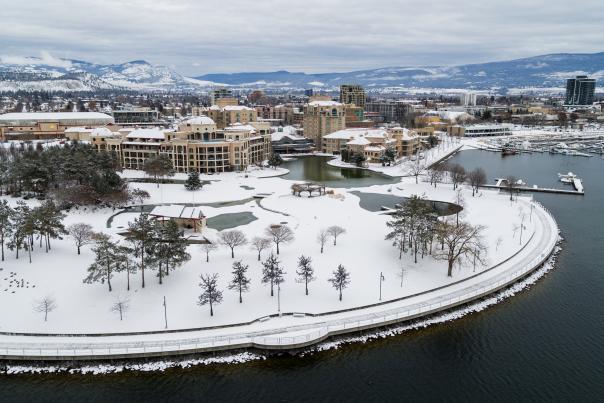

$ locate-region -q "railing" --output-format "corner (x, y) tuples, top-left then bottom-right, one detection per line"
(0, 201), (559, 358)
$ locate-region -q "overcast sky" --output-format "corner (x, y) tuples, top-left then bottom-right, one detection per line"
(1, 0), (603, 76)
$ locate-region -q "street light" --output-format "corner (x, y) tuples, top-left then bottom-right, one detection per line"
(277, 282), (282, 317)
(379, 272), (386, 301)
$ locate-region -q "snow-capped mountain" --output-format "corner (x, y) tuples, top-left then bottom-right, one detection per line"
(1, 52), (603, 94)
(195, 52), (604, 94)
(0, 57), (213, 93)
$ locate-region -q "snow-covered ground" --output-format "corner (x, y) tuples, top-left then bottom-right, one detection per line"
(0, 158), (550, 336)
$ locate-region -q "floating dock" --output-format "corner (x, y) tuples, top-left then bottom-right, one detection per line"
(480, 184), (584, 195)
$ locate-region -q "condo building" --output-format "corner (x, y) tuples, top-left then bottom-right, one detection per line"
(339, 85), (366, 109)
(565, 75), (596, 106)
(302, 100), (345, 146)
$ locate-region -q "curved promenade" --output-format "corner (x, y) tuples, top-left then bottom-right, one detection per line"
(0, 200), (559, 361)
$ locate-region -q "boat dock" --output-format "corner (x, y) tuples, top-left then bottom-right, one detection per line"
(480, 184), (584, 195)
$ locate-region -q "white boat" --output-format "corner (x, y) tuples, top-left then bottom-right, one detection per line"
(558, 172), (578, 184)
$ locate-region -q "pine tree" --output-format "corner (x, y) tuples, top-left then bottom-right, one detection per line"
(0, 200), (13, 261)
(296, 255), (315, 295)
(184, 171), (203, 191)
(153, 219), (190, 284)
(84, 234), (119, 292)
(126, 214), (157, 288)
(261, 252), (285, 297)
(198, 273), (223, 316)
(228, 261), (251, 303)
(328, 264), (351, 301)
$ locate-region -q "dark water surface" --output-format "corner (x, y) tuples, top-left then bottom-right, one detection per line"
(2, 151), (604, 402)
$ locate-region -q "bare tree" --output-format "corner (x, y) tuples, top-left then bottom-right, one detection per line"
(33, 296), (56, 322)
(449, 164), (467, 190)
(328, 264), (351, 301)
(67, 223), (95, 255)
(250, 237), (271, 261)
(504, 176), (519, 201)
(200, 241), (218, 262)
(327, 225), (346, 246)
(428, 166), (445, 188)
(434, 219), (487, 277)
(111, 295), (130, 321)
(198, 273), (223, 316)
(317, 229), (329, 253)
(265, 225), (294, 255)
(218, 230), (247, 258)
(467, 167), (487, 197)
(407, 158), (425, 184)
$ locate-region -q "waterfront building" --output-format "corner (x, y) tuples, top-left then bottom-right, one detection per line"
(339, 85), (366, 109)
(302, 100), (345, 146)
(271, 127), (314, 154)
(448, 124), (513, 137)
(78, 116), (271, 174)
(565, 76), (596, 105)
(322, 127), (421, 160)
(0, 112), (114, 140)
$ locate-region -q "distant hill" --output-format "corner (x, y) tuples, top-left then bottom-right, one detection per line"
(1, 52), (603, 94)
(195, 52), (604, 94)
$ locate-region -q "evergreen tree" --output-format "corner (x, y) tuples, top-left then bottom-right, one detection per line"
(268, 153), (283, 169)
(198, 273), (223, 316)
(184, 171), (203, 191)
(228, 261), (251, 303)
(153, 219), (191, 284)
(261, 252), (285, 297)
(84, 234), (119, 292)
(126, 214), (157, 288)
(143, 154), (175, 187)
(0, 200), (13, 261)
(328, 264), (351, 301)
(296, 255), (315, 295)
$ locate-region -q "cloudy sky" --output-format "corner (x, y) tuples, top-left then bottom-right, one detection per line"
(1, 0), (603, 76)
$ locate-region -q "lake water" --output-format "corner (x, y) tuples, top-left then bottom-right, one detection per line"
(2, 151), (604, 402)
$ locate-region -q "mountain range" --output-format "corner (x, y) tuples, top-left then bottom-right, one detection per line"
(1, 52), (603, 94)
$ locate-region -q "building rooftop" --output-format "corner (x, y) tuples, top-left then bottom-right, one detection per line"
(0, 112), (114, 123)
(182, 116), (215, 125)
(126, 128), (167, 140)
(307, 100), (342, 107)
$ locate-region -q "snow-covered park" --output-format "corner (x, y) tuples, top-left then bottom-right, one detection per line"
(0, 156), (547, 336)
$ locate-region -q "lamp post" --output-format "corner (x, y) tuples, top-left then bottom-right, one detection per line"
(163, 296), (168, 329)
(379, 272), (385, 301)
(277, 282), (282, 317)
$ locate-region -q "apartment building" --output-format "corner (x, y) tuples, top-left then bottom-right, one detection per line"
(322, 127), (421, 161)
(73, 116), (271, 174)
(302, 100), (345, 146)
(339, 85), (366, 109)
(205, 105), (258, 129)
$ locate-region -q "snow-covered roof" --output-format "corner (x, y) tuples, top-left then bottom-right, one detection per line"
(271, 126), (304, 141)
(225, 123), (256, 133)
(0, 112), (114, 123)
(323, 128), (388, 140)
(126, 128), (167, 140)
(223, 105), (253, 111)
(63, 126), (117, 137)
(347, 137), (371, 146)
(182, 116), (215, 125)
(307, 100), (342, 107)
(149, 205), (204, 219)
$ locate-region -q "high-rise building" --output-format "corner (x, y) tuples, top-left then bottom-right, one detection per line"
(211, 88), (234, 105)
(565, 76), (596, 105)
(303, 100), (345, 145)
(339, 85), (366, 109)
